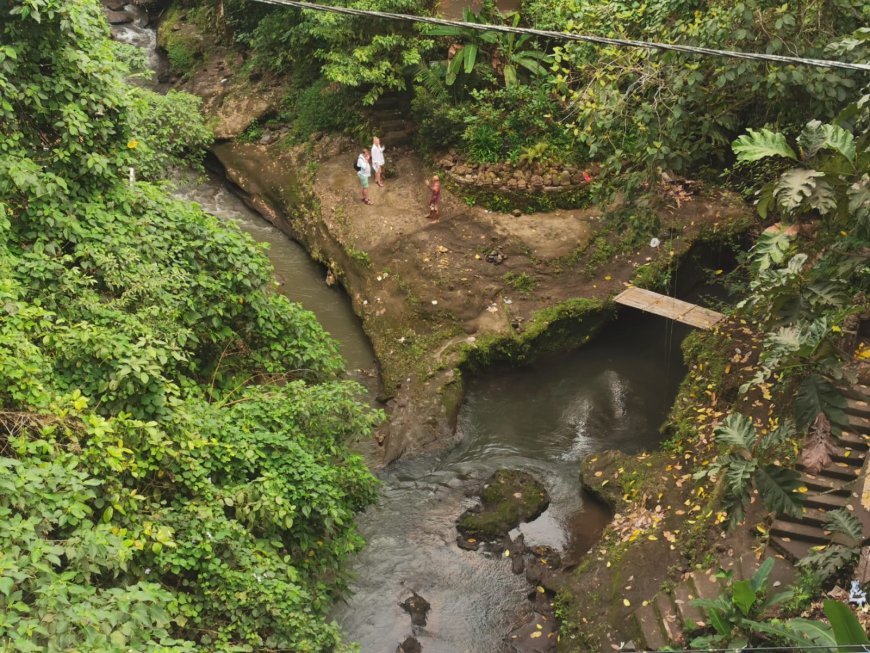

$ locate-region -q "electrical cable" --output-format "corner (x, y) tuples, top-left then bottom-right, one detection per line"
(249, 0), (870, 72)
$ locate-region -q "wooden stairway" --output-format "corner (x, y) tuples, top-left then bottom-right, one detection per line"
(630, 382), (870, 650)
(769, 392), (870, 563)
(630, 553), (795, 650)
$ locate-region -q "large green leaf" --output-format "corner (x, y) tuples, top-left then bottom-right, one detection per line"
(821, 124), (857, 164)
(714, 412), (756, 450)
(752, 230), (794, 272)
(503, 63), (517, 87)
(775, 168), (826, 212)
(798, 120), (828, 158)
(733, 128), (797, 162)
(731, 579), (756, 616)
(848, 181), (870, 237)
(463, 43), (478, 74)
(823, 508), (862, 543)
(795, 374), (847, 432)
(749, 618), (836, 647)
(754, 465), (803, 517)
(824, 599), (870, 645)
(749, 557), (774, 594)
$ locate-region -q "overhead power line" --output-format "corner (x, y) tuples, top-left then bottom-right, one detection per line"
(250, 0), (870, 72)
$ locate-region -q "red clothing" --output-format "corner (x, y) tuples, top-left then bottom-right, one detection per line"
(429, 183), (441, 205)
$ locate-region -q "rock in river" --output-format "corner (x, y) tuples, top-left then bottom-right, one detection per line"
(399, 592), (431, 627)
(457, 470), (550, 540)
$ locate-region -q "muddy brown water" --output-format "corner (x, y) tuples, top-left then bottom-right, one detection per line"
(111, 6), (707, 651)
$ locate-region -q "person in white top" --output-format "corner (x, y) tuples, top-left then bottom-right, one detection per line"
(371, 136), (385, 187)
(356, 149), (373, 205)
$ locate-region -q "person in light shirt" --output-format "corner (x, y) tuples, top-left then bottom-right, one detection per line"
(356, 148), (372, 205)
(371, 136), (385, 187)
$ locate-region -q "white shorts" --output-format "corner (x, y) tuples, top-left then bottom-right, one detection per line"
(372, 162), (383, 172)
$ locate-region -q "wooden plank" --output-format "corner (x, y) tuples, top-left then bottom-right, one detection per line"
(614, 287), (724, 330)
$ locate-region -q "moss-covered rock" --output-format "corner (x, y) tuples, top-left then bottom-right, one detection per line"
(457, 470), (550, 540)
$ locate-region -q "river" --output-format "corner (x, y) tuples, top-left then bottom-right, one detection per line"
(109, 6), (694, 651)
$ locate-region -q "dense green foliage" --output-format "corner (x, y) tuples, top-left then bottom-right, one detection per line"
(0, 1), (379, 650)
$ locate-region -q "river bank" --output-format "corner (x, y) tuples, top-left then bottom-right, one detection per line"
(132, 5), (775, 651)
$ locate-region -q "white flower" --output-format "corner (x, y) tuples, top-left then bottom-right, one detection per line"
(649, 237), (661, 248)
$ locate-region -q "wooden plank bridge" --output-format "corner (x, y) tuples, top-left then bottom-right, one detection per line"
(614, 286), (723, 330)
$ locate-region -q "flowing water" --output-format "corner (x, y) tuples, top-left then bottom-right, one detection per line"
(110, 8), (700, 650)
(332, 311), (691, 652)
(173, 174), (377, 375)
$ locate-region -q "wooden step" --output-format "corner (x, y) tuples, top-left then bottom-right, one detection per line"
(799, 473), (853, 495)
(847, 414), (870, 434)
(825, 442), (867, 466)
(672, 583), (705, 630)
(835, 430), (870, 450)
(770, 535), (816, 562)
(791, 505), (841, 527)
(634, 603), (667, 651)
(770, 519), (830, 544)
(798, 461), (863, 482)
(846, 397), (870, 418)
(802, 491), (849, 510)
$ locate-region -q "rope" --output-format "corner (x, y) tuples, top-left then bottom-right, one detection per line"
(249, 0), (870, 72)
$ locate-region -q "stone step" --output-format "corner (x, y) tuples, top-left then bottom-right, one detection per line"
(689, 569), (722, 601)
(633, 603), (668, 651)
(770, 534), (815, 563)
(802, 490), (849, 510)
(770, 519), (830, 544)
(768, 555), (796, 589)
(800, 472), (853, 495)
(672, 583), (705, 630)
(381, 128), (415, 147)
(655, 593), (683, 645)
(376, 118), (407, 132)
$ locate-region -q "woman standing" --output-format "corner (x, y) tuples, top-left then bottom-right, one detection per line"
(357, 148), (373, 205)
(371, 136), (385, 187)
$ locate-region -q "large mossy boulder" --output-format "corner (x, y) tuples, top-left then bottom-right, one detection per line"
(457, 470), (549, 540)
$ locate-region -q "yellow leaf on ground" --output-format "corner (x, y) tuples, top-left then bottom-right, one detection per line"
(530, 632), (542, 639)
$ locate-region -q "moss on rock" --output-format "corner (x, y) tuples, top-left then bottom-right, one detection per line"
(457, 469), (550, 540)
